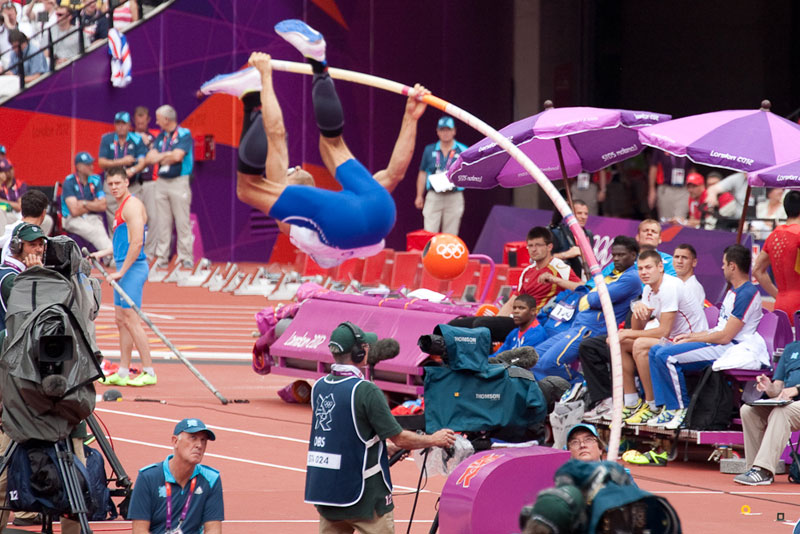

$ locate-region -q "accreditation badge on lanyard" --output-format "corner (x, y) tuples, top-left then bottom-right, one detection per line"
(670, 156), (685, 185)
(576, 172), (591, 190)
(164, 477), (196, 534)
(159, 130), (179, 175)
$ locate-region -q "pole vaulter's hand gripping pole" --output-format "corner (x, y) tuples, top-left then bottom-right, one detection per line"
(82, 248), (230, 405)
(268, 60), (626, 460)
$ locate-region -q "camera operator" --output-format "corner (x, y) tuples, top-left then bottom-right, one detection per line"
(306, 322), (456, 534)
(0, 222), (45, 331)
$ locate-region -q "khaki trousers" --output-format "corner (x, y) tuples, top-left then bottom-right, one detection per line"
(656, 185), (689, 220)
(63, 214), (112, 252)
(319, 510), (394, 534)
(740, 401), (800, 475)
(134, 180), (158, 260)
(423, 190), (464, 235)
(154, 175), (193, 265)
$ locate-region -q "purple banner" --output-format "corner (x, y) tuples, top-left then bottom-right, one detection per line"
(474, 205), (752, 304)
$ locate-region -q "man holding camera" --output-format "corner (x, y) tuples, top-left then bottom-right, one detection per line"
(306, 322), (456, 533)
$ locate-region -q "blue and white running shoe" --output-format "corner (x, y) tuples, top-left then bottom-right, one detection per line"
(274, 19), (326, 63)
(200, 67), (262, 99)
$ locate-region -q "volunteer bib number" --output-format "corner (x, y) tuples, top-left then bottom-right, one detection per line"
(307, 451), (342, 470)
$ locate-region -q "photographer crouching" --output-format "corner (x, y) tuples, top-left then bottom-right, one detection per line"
(305, 322), (456, 534)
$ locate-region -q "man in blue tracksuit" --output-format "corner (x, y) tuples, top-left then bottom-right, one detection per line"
(533, 235), (641, 382)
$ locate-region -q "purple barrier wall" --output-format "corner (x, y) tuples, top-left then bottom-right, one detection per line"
(474, 205), (753, 304)
(269, 297), (469, 395)
(438, 446), (570, 534)
(2, 0), (514, 261)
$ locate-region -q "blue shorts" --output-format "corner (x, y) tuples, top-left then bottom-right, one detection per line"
(114, 259), (148, 309)
(269, 159), (396, 249)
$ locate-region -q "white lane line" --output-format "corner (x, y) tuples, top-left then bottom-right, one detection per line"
(95, 408), (308, 443)
(109, 436), (429, 493)
(98, 350), (251, 360)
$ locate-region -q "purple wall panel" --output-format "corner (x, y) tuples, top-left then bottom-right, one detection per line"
(4, 0), (514, 261)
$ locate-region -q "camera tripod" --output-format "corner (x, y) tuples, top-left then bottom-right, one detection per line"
(0, 414), (132, 534)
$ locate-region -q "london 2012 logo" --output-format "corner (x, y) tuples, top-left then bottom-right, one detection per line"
(437, 242), (465, 259)
(315, 393), (335, 431)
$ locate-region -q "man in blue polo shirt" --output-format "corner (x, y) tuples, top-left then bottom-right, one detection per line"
(61, 152), (112, 254)
(129, 418), (224, 534)
(415, 116), (468, 235)
(145, 104), (194, 270)
(98, 111), (147, 233)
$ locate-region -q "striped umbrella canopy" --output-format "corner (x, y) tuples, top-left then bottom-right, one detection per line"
(447, 106), (671, 189)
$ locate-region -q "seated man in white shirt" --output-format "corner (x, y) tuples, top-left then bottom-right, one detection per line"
(672, 243), (706, 305)
(0, 189), (49, 263)
(620, 250), (707, 426)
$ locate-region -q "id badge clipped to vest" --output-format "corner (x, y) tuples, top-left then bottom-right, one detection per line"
(429, 171), (455, 193)
(576, 172), (591, 191)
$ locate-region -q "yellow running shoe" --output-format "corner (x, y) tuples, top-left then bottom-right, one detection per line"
(101, 372), (129, 386)
(128, 372), (157, 387)
(624, 404), (660, 426)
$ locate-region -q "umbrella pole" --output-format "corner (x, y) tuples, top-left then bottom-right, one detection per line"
(262, 59), (627, 461)
(553, 138), (577, 214)
(735, 184), (752, 244)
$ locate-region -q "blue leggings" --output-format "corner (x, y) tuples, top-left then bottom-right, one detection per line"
(269, 159), (396, 249)
(533, 325), (594, 382)
(649, 342), (727, 409)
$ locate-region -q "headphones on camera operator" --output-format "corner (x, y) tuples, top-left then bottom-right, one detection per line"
(339, 321), (367, 364)
(9, 222), (46, 258)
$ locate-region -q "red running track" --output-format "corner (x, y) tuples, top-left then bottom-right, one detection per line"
(39, 272), (800, 533)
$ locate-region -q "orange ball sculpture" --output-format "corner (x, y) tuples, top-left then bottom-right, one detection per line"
(422, 234), (469, 280)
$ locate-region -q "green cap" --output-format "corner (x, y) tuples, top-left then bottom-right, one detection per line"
(528, 485), (585, 533)
(328, 322), (378, 355)
(14, 223), (46, 242)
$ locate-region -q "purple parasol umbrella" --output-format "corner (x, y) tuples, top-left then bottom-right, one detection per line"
(748, 158), (800, 189)
(447, 104), (671, 191)
(638, 101), (800, 240)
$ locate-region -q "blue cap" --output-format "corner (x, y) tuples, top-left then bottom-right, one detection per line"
(114, 111), (130, 123)
(567, 423), (599, 442)
(74, 152), (94, 165)
(437, 116), (455, 129)
(0, 144), (6, 155)
(173, 418), (216, 440)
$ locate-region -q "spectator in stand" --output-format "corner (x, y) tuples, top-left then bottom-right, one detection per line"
(533, 235), (641, 382)
(23, 0), (58, 49)
(98, 111), (147, 234)
(750, 188), (787, 240)
(498, 226), (581, 317)
(753, 191), (800, 318)
(140, 0), (166, 17)
(648, 244), (765, 430)
(0, 1), (32, 71)
(705, 171), (747, 220)
(647, 150), (691, 220)
(145, 104), (194, 270)
(104, 0), (138, 31)
(47, 2), (83, 66)
(132, 105), (158, 259)
(0, 157), (24, 222)
(490, 294), (546, 357)
(80, 0), (108, 42)
(734, 340), (800, 486)
(4, 29), (47, 82)
(619, 250), (707, 426)
(551, 198), (594, 280)
(415, 116), (468, 235)
(61, 151), (113, 255)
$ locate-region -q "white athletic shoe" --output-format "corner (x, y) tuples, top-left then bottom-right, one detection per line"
(200, 67), (262, 98)
(274, 19), (326, 62)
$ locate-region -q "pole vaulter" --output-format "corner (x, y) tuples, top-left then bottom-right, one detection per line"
(256, 59), (626, 460)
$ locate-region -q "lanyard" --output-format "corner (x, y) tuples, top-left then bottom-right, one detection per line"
(76, 178), (95, 200)
(161, 129), (179, 153)
(114, 136), (129, 159)
(434, 149), (456, 172)
(165, 477), (196, 532)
